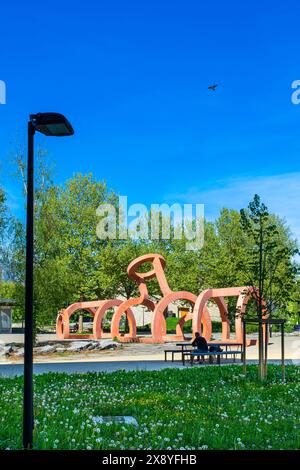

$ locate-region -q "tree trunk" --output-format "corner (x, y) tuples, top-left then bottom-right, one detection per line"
(78, 314), (83, 333)
(258, 322), (265, 380)
(125, 316), (129, 334)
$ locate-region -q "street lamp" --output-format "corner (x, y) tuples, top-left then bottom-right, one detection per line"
(23, 113), (74, 449)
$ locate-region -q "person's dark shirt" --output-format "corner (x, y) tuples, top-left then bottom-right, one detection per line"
(192, 336), (208, 351)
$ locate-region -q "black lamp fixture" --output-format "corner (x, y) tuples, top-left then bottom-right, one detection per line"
(23, 113), (74, 449)
(30, 112), (74, 137)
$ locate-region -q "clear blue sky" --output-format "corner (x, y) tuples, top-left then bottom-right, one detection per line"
(1, 0), (300, 239)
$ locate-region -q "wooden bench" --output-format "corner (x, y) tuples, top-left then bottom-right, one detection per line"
(182, 350), (243, 366)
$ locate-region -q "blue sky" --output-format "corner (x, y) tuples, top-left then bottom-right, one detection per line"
(1, 0), (300, 240)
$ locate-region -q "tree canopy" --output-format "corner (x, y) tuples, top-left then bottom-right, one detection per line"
(2, 168), (299, 328)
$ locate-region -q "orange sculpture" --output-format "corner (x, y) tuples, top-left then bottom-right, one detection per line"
(56, 253), (265, 344)
(113, 253), (209, 342)
(192, 287), (267, 346)
(56, 299), (136, 341)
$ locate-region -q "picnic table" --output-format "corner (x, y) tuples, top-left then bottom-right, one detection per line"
(164, 341), (243, 363)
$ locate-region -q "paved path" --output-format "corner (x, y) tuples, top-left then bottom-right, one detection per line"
(0, 360), (187, 377)
(1, 334), (299, 377)
(1, 358), (298, 378)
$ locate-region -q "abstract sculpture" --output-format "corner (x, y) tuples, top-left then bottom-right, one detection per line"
(56, 253), (265, 344)
(192, 287), (267, 346)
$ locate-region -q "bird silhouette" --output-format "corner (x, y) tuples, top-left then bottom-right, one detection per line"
(208, 84), (218, 91)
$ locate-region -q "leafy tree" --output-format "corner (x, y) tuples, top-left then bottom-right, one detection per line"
(287, 279), (300, 327)
(0, 187), (23, 322)
(0, 187), (17, 284)
(33, 173), (119, 324)
(0, 187), (5, 234)
(96, 240), (147, 300)
(240, 194), (298, 379)
(0, 187), (7, 280)
(240, 194), (298, 317)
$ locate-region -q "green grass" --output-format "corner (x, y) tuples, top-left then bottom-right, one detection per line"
(1, 365), (300, 450)
(166, 317), (224, 333)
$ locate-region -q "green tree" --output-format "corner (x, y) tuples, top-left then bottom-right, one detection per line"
(240, 194), (298, 379)
(0, 187), (17, 285)
(240, 194), (298, 316)
(199, 209), (249, 289)
(0, 187), (5, 234)
(96, 240), (148, 300)
(288, 279), (300, 326)
(33, 173), (119, 325)
(0, 187), (7, 279)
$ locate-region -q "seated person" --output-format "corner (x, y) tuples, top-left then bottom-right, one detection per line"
(192, 332), (208, 351)
(192, 332), (208, 363)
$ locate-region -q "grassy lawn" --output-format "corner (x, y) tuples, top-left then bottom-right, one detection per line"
(0, 365), (300, 450)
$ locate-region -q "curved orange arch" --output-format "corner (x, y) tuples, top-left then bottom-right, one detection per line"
(213, 296), (231, 341)
(193, 286), (268, 344)
(151, 291), (210, 343)
(110, 306), (137, 340)
(56, 301), (103, 339)
(93, 299), (129, 339)
(235, 286), (268, 342)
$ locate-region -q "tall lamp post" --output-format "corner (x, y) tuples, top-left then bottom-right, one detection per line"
(23, 113), (74, 449)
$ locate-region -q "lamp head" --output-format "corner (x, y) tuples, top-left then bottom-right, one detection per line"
(29, 112), (74, 136)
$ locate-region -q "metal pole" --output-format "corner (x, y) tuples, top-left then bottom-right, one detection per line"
(23, 121), (35, 449)
(258, 320), (264, 380)
(264, 320), (268, 379)
(242, 319), (246, 374)
(281, 322), (285, 382)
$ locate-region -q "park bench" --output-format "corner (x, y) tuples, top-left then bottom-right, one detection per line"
(182, 349), (243, 366)
(165, 341), (243, 363)
(164, 348), (193, 362)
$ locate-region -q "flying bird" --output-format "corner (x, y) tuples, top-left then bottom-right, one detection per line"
(208, 84), (218, 91)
